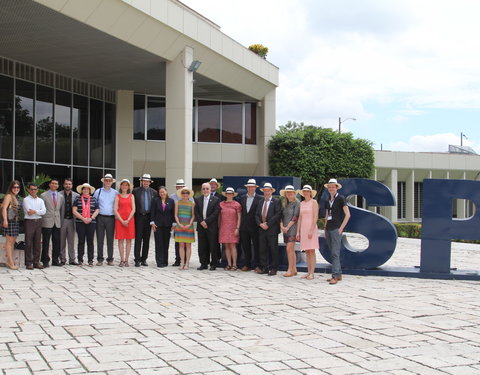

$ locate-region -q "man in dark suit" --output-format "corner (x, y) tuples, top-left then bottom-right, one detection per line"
(209, 178), (224, 263)
(255, 182), (282, 276)
(195, 182), (220, 270)
(132, 173), (158, 267)
(238, 178), (262, 272)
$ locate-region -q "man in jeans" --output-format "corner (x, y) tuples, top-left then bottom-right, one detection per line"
(93, 174), (118, 266)
(324, 178), (351, 285)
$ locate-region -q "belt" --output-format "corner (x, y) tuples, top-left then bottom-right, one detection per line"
(99, 214), (115, 218)
(26, 218), (42, 222)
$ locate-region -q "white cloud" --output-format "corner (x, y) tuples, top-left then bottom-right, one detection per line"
(388, 133), (479, 153)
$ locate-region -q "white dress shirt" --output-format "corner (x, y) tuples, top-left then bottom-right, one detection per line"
(23, 195), (47, 219)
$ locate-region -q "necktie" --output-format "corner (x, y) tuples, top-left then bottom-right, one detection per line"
(53, 193), (57, 208)
(262, 199), (268, 222)
(144, 190), (149, 212)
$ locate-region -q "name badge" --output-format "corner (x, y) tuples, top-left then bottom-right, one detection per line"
(327, 215), (332, 221)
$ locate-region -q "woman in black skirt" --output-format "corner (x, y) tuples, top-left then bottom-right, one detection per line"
(2, 180), (21, 270)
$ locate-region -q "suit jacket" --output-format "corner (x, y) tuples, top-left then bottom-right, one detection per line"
(132, 187), (158, 214)
(255, 197), (282, 235)
(150, 197), (175, 228)
(239, 193), (263, 232)
(58, 190), (79, 220)
(40, 190), (64, 228)
(194, 195), (220, 231)
(211, 191), (225, 201)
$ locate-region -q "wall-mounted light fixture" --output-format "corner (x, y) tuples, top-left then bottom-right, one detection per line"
(188, 60), (202, 72)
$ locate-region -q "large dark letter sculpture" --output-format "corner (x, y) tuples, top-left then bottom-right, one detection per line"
(420, 179), (480, 273)
(319, 178), (397, 269)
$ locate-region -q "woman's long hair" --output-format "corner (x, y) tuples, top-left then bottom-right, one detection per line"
(4, 180), (20, 208)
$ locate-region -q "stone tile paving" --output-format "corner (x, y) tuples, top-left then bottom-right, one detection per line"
(0, 235), (479, 374)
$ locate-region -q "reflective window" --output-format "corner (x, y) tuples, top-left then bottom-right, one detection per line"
(89, 168), (104, 189)
(36, 164), (70, 183)
(36, 85), (54, 163)
(73, 167), (88, 189)
(14, 161), (34, 194)
(0, 160), (13, 193)
(0, 75), (13, 159)
(222, 102), (243, 144)
(105, 102), (116, 168)
(72, 94), (88, 166)
(147, 96), (165, 140)
(133, 94), (145, 140)
(90, 99), (103, 168)
(55, 90), (71, 164)
(198, 100), (220, 142)
(245, 103), (257, 144)
(15, 80), (34, 161)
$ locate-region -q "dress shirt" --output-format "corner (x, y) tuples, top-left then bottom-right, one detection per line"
(93, 187), (118, 215)
(203, 196), (209, 220)
(64, 191), (73, 219)
(246, 193), (256, 213)
(261, 198), (271, 221)
(23, 195), (47, 219)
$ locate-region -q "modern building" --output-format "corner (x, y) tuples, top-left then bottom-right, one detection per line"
(0, 0), (278, 193)
(373, 150), (480, 222)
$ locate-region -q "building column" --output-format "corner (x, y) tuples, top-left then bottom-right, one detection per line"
(256, 88), (276, 175)
(456, 171), (466, 219)
(165, 47), (194, 193)
(405, 170), (414, 222)
(116, 90), (134, 182)
(384, 169), (398, 222)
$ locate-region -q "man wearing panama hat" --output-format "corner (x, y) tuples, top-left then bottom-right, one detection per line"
(238, 178), (262, 271)
(255, 182), (282, 276)
(132, 174), (158, 267)
(324, 178), (350, 285)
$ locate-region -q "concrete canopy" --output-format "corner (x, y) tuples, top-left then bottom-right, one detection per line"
(0, 0), (268, 101)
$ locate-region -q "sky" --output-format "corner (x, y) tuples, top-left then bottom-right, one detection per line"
(181, 0), (480, 153)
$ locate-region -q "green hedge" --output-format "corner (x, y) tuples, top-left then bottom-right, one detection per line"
(394, 223), (421, 238)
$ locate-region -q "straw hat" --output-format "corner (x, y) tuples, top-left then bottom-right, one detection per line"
(324, 178), (342, 189)
(176, 186), (194, 198)
(279, 185), (297, 197)
(118, 178), (133, 191)
(244, 178), (259, 187)
(297, 184), (317, 198)
(175, 178), (185, 186)
(76, 183), (95, 194)
(101, 173), (116, 183)
(221, 187), (238, 197)
(260, 182), (276, 193)
(139, 173), (153, 182)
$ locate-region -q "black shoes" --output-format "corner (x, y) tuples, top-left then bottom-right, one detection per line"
(258, 269), (269, 275)
(43, 262), (50, 268)
(171, 261), (180, 266)
(141, 261), (148, 266)
(209, 266), (216, 271)
(157, 264), (167, 268)
(197, 265), (208, 270)
(268, 270), (277, 276)
(135, 261), (141, 267)
(69, 261), (79, 265)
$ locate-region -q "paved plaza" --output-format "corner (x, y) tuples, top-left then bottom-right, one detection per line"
(0, 235), (479, 374)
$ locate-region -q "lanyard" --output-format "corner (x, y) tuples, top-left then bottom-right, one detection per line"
(328, 193), (338, 209)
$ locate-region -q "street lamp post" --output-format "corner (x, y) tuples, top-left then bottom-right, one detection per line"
(338, 117), (356, 133)
(461, 132), (467, 146)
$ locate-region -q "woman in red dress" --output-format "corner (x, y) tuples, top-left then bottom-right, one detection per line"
(219, 187), (242, 270)
(114, 179), (136, 266)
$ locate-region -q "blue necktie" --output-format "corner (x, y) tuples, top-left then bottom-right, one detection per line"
(144, 191), (149, 212)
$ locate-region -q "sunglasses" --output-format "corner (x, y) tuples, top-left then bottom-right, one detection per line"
(13, 186), (20, 189)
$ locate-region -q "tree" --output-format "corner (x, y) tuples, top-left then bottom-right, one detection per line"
(268, 121), (374, 190)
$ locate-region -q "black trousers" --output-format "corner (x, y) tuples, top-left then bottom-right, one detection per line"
(134, 214), (152, 262)
(197, 226), (219, 266)
(258, 230), (279, 271)
(96, 215), (115, 262)
(24, 219), (42, 265)
(41, 225), (61, 264)
(154, 226), (171, 266)
(240, 229), (260, 268)
(76, 222), (96, 263)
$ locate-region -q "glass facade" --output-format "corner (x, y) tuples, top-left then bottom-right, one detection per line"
(0, 64), (116, 194)
(134, 94), (257, 144)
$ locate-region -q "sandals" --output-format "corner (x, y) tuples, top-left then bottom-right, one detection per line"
(301, 273), (314, 279)
(231, 266), (238, 271)
(224, 265), (232, 271)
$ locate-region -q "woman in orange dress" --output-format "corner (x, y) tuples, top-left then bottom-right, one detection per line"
(114, 179), (136, 267)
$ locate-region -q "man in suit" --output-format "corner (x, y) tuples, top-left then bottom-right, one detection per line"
(132, 173), (158, 267)
(195, 182), (220, 270)
(59, 178), (79, 265)
(40, 178), (65, 267)
(209, 177), (224, 263)
(255, 182), (282, 276)
(238, 178), (262, 272)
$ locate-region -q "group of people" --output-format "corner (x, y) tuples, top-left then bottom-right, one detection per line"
(1, 175), (350, 284)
